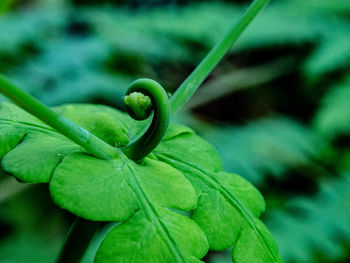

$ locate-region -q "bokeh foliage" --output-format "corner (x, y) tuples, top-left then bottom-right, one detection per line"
(1, 0), (350, 262)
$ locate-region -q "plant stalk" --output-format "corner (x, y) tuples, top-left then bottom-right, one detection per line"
(56, 218), (99, 263)
(0, 75), (118, 160)
(170, 0), (270, 115)
(122, 79), (170, 161)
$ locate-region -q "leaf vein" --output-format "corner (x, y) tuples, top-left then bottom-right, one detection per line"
(155, 152), (278, 262)
(126, 164), (186, 263)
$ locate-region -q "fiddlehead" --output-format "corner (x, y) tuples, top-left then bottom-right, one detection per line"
(122, 78), (170, 161)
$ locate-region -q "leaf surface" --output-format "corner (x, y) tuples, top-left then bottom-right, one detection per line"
(0, 101), (281, 262)
(0, 102), (208, 262)
(154, 130), (283, 263)
(267, 173), (350, 263)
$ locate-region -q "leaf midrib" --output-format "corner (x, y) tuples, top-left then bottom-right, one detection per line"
(155, 152), (278, 262)
(126, 164), (186, 263)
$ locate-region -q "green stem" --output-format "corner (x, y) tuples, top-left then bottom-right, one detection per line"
(170, 0), (270, 115)
(122, 78), (170, 161)
(0, 75), (118, 160)
(56, 218), (99, 263)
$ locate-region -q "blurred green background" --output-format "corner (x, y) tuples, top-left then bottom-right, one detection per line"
(1, 0), (350, 262)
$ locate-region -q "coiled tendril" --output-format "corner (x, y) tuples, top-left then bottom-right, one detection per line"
(122, 78), (170, 161)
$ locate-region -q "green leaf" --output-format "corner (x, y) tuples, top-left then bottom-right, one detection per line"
(0, 101), (281, 262)
(267, 173), (350, 263)
(96, 209), (207, 263)
(303, 26), (350, 77)
(51, 153), (209, 262)
(0, 7), (64, 54)
(197, 117), (324, 185)
(8, 38), (132, 107)
(154, 127), (283, 262)
(0, 102), (130, 183)
(0, 102), (208, 262)
(50, 153), (196, 221)
(314, 75), (350, 139)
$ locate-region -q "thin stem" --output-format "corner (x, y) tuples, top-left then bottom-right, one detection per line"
(170, 0), (270, 115)
(122, 79), (170, 161)
(56, 218), (99, 263)
(0, 75), (118, 160)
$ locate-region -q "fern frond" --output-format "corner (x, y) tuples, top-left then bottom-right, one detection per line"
(200, 117), (324, 185)
(267, 173), (350, 263)
(314, 75), (350, 138)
